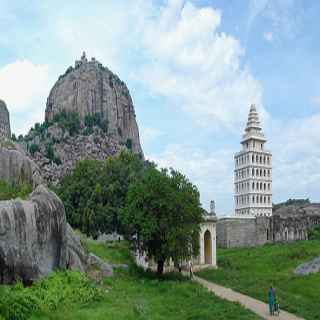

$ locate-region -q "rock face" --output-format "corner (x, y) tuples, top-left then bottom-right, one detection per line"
(0, 142), (43, 188)
(45, 52), (143, 155)
(0, 184), (115, 284)
(0, 185), (67, 284)
(28, 127), (124, 183)
(295, 256), (320, 275)
(0, 100), (11, 139)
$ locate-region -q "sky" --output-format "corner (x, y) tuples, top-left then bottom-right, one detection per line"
(0, 0), (319, 214)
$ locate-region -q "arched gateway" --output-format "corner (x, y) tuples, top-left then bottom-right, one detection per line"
(204, 230), (212, 264)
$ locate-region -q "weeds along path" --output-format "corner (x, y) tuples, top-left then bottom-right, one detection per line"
(193, 276), (304, 320)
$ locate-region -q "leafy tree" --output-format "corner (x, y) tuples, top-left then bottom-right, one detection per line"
(11, 134), (17, 141)
(56, 151), (145, 238)
(121, 167), (203, 276)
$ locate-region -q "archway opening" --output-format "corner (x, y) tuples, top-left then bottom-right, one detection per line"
(204, 230), (212, 265)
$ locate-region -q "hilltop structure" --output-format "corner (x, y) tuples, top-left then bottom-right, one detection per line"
(23, 53), (144, 183)
(0, 99), (11, 139)
(45, 52), (143, 155)
(234, 104), (272, 217)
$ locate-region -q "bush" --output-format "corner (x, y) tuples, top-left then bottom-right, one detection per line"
(45, 143), (55, 161)
(125, 138), (132, 150)
(29, 143), (39, 155)
(53, 110), (80, 136)
(308, 226), (320, 240)
(0, 271), (103, 320)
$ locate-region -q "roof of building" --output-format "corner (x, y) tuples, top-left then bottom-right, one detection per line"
(241, 104), (266, 143)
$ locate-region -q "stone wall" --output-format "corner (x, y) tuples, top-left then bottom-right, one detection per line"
(217, 204), (320, 248)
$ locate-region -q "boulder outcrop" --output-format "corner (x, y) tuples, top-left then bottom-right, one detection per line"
(0, 100), (11, 139)
(295, 256), (320, 275)
(0, 185), (115, 284)
(0, 142), (43, 188)
(0, 185), (67, 284)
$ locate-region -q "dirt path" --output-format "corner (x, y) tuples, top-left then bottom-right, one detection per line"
(193, 276), (304, 320)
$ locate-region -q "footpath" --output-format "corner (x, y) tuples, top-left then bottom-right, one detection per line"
(193, 275), (304, 320)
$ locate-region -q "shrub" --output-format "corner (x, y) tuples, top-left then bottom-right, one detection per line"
(0, 271), (103, 320)
(126, 138), (132, 150)
(0, 180), (32, 200)
(45, 143), (55, 161)
(308, 226), (320, 240)
(29, 143), (39, 155)
(52, 110), (80, 136)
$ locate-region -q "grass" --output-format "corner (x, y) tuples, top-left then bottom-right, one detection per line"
(26, 238), (260, 320)
(197, 240), (320, 320)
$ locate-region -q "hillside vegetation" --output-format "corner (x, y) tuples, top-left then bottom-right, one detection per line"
(0, 237), (260, 320)
(197, 240), (320, 320)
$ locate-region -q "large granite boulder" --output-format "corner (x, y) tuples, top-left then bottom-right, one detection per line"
(0, 185), (67, 284)
(294, 256), (320, 275)
(0, 143), (43, 188)
(45, 52), (143, 156)
(0, 100), (11, 139)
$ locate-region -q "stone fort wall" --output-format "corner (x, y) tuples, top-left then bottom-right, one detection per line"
(217, 204), (320, 248)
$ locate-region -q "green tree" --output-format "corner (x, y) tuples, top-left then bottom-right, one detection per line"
(121, 167), (203, 276)
(56, 151), (145, 238)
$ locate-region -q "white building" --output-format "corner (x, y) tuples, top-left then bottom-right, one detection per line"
(234, 104), (272, 217)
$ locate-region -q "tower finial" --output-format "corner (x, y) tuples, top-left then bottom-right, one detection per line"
(81, 51), (87, 62)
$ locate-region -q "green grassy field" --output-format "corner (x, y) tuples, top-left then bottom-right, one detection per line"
(0, 238), (261, 320)
(197, 240), (320, 320)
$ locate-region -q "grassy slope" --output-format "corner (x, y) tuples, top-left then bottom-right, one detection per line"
(31, 240), (260, 320)
(197, 240), (320, 320)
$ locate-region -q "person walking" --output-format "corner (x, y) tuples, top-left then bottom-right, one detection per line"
(268, 286), (275, 316)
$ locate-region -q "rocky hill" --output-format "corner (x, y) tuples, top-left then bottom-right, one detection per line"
(20, 53), (143, 183)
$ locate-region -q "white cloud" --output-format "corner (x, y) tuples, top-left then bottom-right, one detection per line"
(137, 1), (265, 132)
(248, 0), (302, 39)
(310, 96), (320, 107)
(0, 60), (50, 134)
(269, 114), (320, 202)
(140, 127), (165, 147)
(263, 31), (273, 42)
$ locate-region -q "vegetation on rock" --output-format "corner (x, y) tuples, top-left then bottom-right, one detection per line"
(0, 180), (32, 200)
(121, 166), (203, 275)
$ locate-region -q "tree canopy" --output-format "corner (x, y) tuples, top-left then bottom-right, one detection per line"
(56, 151), (145, 238)
(121, 166), (203, 275)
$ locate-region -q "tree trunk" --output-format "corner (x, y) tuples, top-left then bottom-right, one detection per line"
(157, 260), (164, 276)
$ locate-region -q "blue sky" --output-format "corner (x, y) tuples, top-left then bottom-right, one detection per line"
(0, 0), (320, 214)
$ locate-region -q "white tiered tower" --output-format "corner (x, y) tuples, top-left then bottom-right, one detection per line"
(234, 104), (272, 217)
